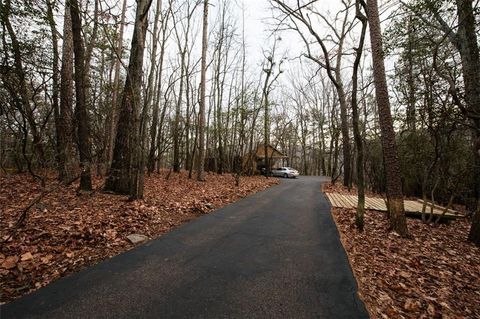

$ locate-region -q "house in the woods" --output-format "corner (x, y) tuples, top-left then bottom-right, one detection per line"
(243, 144), (288, 174)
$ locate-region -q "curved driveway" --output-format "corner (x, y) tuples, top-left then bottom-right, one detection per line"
(2, 176), (368, 319)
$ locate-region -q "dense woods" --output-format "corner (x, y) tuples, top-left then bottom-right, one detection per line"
(0, 0), (479, 249)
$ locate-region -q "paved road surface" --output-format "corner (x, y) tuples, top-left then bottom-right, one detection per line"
(2, 176), (369, 319)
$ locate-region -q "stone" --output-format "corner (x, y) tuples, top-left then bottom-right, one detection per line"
(127, 234), (149, 245)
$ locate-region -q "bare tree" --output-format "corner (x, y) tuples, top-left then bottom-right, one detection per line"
(271, 0), (353, 187)
(262, 38), (283, 178)
(0, 0), (46, 168)
(148, 2), (172, 173)
(105, 0), (128, 168)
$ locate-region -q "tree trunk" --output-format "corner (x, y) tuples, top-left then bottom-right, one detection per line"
(454, 0), (480, 245)
(352, 0), (368, 231)
(406, 16), (416, 131)
(336, 69), (351, 188)
(214, 8), (228, 175)
(423, 0), (480, 244)
(366, 0), (409, 237)
(172, 2), (196, 173)
(83, 0), (99, 117)
(70, 0), (92, 191)
(263, 82), (271, 178)
(105, 0), (153, 198)
(146, 0), (165, 174)
(57, 2), (76, 183)
(173, 52), (185, 173)
(197, 0), (209, 181)
(46, 0), (62, 179)
(105, 0), (128, 168)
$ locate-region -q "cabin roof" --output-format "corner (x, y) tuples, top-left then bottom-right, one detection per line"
(254, 144), (287, 159)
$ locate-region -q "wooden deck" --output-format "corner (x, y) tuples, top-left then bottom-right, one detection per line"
(325, 192), (465, 219)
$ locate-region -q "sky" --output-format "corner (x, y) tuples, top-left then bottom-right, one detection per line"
(112, 0), (391, 93)
(239, 0), (339, 67)
(113, 0), (365, 68)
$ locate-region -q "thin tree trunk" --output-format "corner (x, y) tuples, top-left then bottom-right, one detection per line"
(145, 0), (164, 174)
(406, 16), (416, 131)
(105, 0), (127, 168)
(263, 72), (272, 178)
(352, 0), (368, 231)
(197, 0), (209, 181)
(46, 0), (62, 179)
(173, 54), (185, 173)
(336, 64), (352, 188)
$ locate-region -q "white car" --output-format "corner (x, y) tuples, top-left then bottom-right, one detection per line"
(271, 167), (299, 178)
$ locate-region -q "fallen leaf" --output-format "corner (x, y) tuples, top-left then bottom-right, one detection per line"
(329, 182), (480, 319)
(0, 171), (278, 303)
(427, 303), (435, 316)
(440, 302), (452, 310)
(2, 256), (19, 269)
(404, 298), (420, 311)
(21, 252), (34, 261)
(41, 255), (54, 264)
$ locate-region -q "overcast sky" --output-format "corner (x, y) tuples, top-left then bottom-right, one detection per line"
(107, 0), (387, 91)
(242, 1), (348, 54)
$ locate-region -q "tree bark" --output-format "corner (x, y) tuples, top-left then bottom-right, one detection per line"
(352, 0), (368, 231)
(263, 62), (273, 178)
(57, 2), (76, 183)
(105, 0), (153, 198)
(146, 0), (164, 174)
(197, 0), (209, 181)
(366, 0), (409, 237)
(173, 52), (185, 173)
(70, 0), (92, 191)
(46, 0), (62, 178)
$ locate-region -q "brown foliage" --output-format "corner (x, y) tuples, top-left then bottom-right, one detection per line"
(332, 207), (480, 318)
(0, 171), (278, 303)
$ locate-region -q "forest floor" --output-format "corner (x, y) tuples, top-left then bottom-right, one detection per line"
(0, 170), (278, 303)
(324, 183), (480, 318)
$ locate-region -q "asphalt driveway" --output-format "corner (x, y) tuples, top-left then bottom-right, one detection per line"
(1, 176), (369, 319)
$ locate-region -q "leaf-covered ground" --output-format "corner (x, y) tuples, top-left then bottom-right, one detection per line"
(0, 171), (278, 303)
(326, 184), (480, 318)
